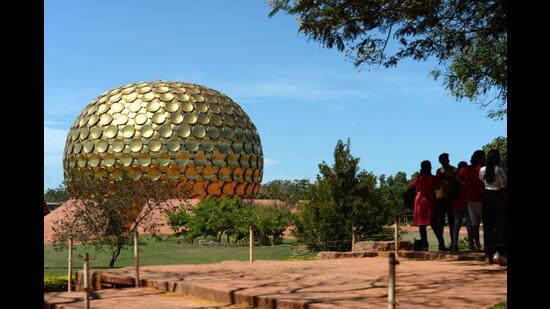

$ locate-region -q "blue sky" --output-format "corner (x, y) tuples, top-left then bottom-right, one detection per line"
(44, 0), (507, 190)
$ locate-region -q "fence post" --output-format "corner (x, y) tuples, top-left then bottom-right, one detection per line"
(68, 237), (73, 292)
(249, 226), (254, 264)
(83, 253), (90, 309)
(394, 216), (399, 259)
(388, 252), (397, 309)
(352, 226), (356, 249)
(134, 230), (140, 287)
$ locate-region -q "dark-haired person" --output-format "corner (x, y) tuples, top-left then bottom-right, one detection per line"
(450, 161), (474, 252)
(409, 160), (440, 251)
(479, 150), (507, 265)
(434, 153), (457, 251)
(458, 150), (486, 252)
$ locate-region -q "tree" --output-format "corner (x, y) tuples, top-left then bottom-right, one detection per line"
(256, 179), (312, 205)
(482, 136), (507, 170)
(379, 171), (411, 217)
(292, 139), (394, 251)
(269, 0), (506, 119)
(51, 171), (183, 267)
(44, 185), (70, 203)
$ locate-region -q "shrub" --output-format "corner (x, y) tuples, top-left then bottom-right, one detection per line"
(44, 275), (70, 292)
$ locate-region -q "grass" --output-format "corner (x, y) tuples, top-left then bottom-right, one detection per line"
(399, 226), (483, 251)
(487, 301), (506, 309)
(44, 235), (294, 276)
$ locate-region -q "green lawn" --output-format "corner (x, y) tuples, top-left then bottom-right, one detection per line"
(45, 236), (294, 276)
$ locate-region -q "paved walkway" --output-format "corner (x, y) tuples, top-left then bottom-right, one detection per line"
(67, 257), (506, 308)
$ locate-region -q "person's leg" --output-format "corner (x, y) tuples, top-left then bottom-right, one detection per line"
(419, 225), (428, 250)
(432, 200), (446, 250)
(446, 200), (455, 247)
(482, 192), (497, 262)
(469, 202), (483, 251)
(464, 207), (474, 250)
(452, 208), (464, 252)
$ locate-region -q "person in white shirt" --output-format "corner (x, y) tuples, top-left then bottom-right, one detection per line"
(479, 149), (507, 265)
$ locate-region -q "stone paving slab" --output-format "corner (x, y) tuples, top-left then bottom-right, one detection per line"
(44, 287), (246, 309)
(74, 257), (506, 308)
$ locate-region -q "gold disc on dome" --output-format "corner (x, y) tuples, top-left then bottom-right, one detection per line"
(129, 101), (142, 112)
(129, 166), (142, 180)
(73, 142), (83, 154)
(192, 181), (206, 195)
(122, 125), (135, 138)
(110, 102), (124, 113)
(244, 168), (254, 182)
(96, 140), (109, 153)
(179, 94), (191, 103)
(88, 153), (100, 167)
(202, 166), (216, 180)
(170, 112), (184, 124)
(209, 104), (220, 114)
(245, 143), (254, 154)
(236, 183), (247, 196)
(245, 182), (255, 196)
(240, 154), (250, 168)
(167, 138), (180, 152)
(140, 125), (154, 138)
(192, 126), (206, 138)
(165, 101), (179, 112)
(109, 93), (122, 103)
(198, 114), (210, 125)
(112, 139), (125, 152)
(79, 127), (90, 140)
(88, 115), (99, 126)
(139, 86), (152, 94)
(227, 153), (240, 168)
(138, 153), (152, 166)
(196, 103), (208, 113)
(185, 166), (198, 180)
(135, 113), (148, 125)
(207, 127), (219, 139)
(148, 139), (162, 152)
(114, 114), (129, 125)
(176, 152), (189, 167)
(218, 141), (231, 153)
(99, 114), (113, 126)
(119, 153), (133, 166)
(177, 125), (191, 138)
(159, 93), (174, 102)
(212, 153), (225, 167)
(159, 124), (173, 138)
(123, 92), (138, 102)
(222, 182), (236, 195)
(218, 166), (231, 181)
(207, 181), (222, 195)
(103, 153), (116, 167)
(143, 92), (156, 102)
(148, 167), (161, 180)
(254, 169), (262, 182)
(104, 125), (118, 138)
(221, 127), (234, 139)
(223, 115), (235, 127)
(167, 166), (180, 180)
(157, 152), (170, 166)
(184, 112), (198, 124)
(83, 141), (94, 153)
(210, 114), (222, 126)
(232, 141), (243, 153)
(147, 101), (160, 112)
(235, 128), (244, 139)
(202, 140), (214, 152)
(194, 153), (207, 166)
(249, 154), (258, 168)
(152, 112), (166, 124)
(77, 156), (87, 168)
(129, 139), (143, 152)
(185, 138), (200, 152)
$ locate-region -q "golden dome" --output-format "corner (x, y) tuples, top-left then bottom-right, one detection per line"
(63, 81), (263, 199)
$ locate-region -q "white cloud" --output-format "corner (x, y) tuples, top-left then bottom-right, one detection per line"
(263, 158), (279, 168)
(44, 127), (68, 167)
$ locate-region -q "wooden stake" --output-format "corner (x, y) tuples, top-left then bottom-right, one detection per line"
(68, 237), (73, 292)
(83, 253), (90, 309)
(134, 231), (140, 287)
(394, 217), (399, 259)
(352, 226), (356, 250)
(388, 252), (396, 309)
(249, 226), (254, 264)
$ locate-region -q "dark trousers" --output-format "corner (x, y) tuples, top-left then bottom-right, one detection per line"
(452, 207), (474, 249)
(482, 190), (506, 257)
(432, 198), (455, 247)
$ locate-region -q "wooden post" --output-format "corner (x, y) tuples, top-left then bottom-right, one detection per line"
(249, 226), (254, 264)
(352, 226), (356, 250)
(134, 231), (140, 287)
(83, 253), (90, 309)
(388, 252), (396, 309)
(67, 237), (73, 292)
(394, 217), (399, 259)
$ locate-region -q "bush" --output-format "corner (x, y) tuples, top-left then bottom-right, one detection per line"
(44, 275), (69, 292)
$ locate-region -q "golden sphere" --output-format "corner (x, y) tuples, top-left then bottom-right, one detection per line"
(63, 81), (263, 199)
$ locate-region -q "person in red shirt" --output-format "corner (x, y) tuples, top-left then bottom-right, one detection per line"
(409, 160), (440, 251)
(458, 150), (486, 252)
(450, 161), (474, 252)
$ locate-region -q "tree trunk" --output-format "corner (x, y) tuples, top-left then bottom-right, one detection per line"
(218, 231), (224, 243)
(109, 246), (123, 268)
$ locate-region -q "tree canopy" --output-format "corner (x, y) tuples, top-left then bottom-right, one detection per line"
(44, 185), (70, 204)
(269, 0), (507, 119)
(482, 136), (507, 170)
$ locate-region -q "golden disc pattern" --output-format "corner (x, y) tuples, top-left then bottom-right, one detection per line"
(63, 81), (263, 199)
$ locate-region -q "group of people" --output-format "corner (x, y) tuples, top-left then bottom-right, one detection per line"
(407, 150), (507, 265)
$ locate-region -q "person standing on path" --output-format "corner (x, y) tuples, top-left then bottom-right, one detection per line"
(434, 153), (457, 251)
(458, 150), (486, 252)
(409, 160), (440, 251)
(479, 150), (507, 265)
(450, 161), (474, 252)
